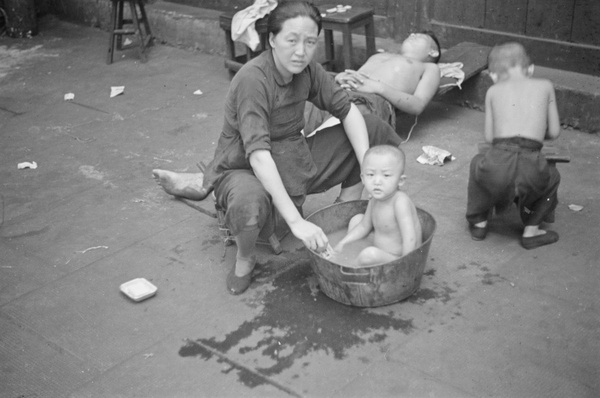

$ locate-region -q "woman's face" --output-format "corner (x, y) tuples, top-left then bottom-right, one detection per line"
(269, 16), (319, 82)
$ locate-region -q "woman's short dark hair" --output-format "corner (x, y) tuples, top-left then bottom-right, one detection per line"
(268, 1), (322, 36)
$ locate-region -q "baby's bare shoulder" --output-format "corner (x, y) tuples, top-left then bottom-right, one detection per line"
(393, 191), (415, 210)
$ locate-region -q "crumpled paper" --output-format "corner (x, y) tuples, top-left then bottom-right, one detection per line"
(110, 86), (125, 98)
(18, 161), (38, 169)
(417, 146), (455, 166)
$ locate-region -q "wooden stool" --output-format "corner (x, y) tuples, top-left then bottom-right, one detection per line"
(219, 11), (269, 75)
(321, 7), (376, 71)
(107, 0), (152, 64)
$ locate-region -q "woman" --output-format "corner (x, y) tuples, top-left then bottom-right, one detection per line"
(153, 1), (402, 294)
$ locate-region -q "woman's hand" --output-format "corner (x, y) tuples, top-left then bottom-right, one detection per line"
(289, 218), (329, 252)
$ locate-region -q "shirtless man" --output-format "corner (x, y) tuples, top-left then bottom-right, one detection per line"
(337, 31), (441, 114)
(304, 31), (441, 134)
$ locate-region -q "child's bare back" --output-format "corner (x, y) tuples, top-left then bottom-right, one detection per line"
(487, 77), (559, 143)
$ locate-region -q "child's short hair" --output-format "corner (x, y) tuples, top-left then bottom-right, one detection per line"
(421, 30), (441, 64)
(364, 145), (406, 171)
(488, 42), (531, 76)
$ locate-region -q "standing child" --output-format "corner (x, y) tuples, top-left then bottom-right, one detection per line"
(466, 42), (561, 249)
(334, 145), (422, 266)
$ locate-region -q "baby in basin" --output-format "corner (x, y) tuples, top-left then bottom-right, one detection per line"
(333, 145), (422, 266)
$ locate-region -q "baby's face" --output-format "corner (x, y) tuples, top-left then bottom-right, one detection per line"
(361, 154), (404, 201)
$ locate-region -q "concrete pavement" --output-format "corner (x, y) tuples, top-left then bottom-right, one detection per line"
(1, 16), (599, 398)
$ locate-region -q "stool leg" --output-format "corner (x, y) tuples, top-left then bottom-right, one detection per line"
(365, 21), (376, 58)
(107, 0), (118, 64)
(116, 0), (124, 50)
(224, 29), (236, 61)
(341, 25), (352, 70)
(223, 28), (238, 77)
(129, 0), (147, 62)
(324, 29), (334, 71)
(259, 31), (268, 52)
(137, 0), (152, 39)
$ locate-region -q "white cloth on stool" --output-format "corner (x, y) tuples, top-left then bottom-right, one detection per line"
(231, 0), (278, 51)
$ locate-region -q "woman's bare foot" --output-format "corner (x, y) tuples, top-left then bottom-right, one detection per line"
(152, 169), (210, 201)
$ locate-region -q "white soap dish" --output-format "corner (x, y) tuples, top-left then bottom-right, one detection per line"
(120, 278), (157, 302)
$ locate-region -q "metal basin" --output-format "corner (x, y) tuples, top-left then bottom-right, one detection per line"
(306, 200), (436, 307)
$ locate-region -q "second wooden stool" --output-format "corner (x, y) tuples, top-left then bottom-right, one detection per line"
(107, 0), (153, 64)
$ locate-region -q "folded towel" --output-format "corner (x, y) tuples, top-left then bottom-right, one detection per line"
(438, 62), (465, 89)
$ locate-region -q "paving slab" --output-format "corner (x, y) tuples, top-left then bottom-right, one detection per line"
(1, 15), (599, 398)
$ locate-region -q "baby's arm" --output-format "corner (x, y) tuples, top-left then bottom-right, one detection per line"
(334, 201), (374, 252)
(545, 82), (560, 140)
(395, 194), (419, 256)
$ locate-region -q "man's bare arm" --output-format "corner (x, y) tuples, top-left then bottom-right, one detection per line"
(378, 64), (440, 115)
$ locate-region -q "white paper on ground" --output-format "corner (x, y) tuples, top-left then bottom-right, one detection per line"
(416, 145), (455, 166)
(17, 161), (37, 169)
(110, 86), (125, 98)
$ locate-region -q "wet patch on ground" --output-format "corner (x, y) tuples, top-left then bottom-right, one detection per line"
(408, 283), (456, 304)
(180, 260), (414, 390)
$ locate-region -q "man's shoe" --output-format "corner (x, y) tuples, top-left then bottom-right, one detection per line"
(521, 230), (559, 250)
(469, 224), (488, 241)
